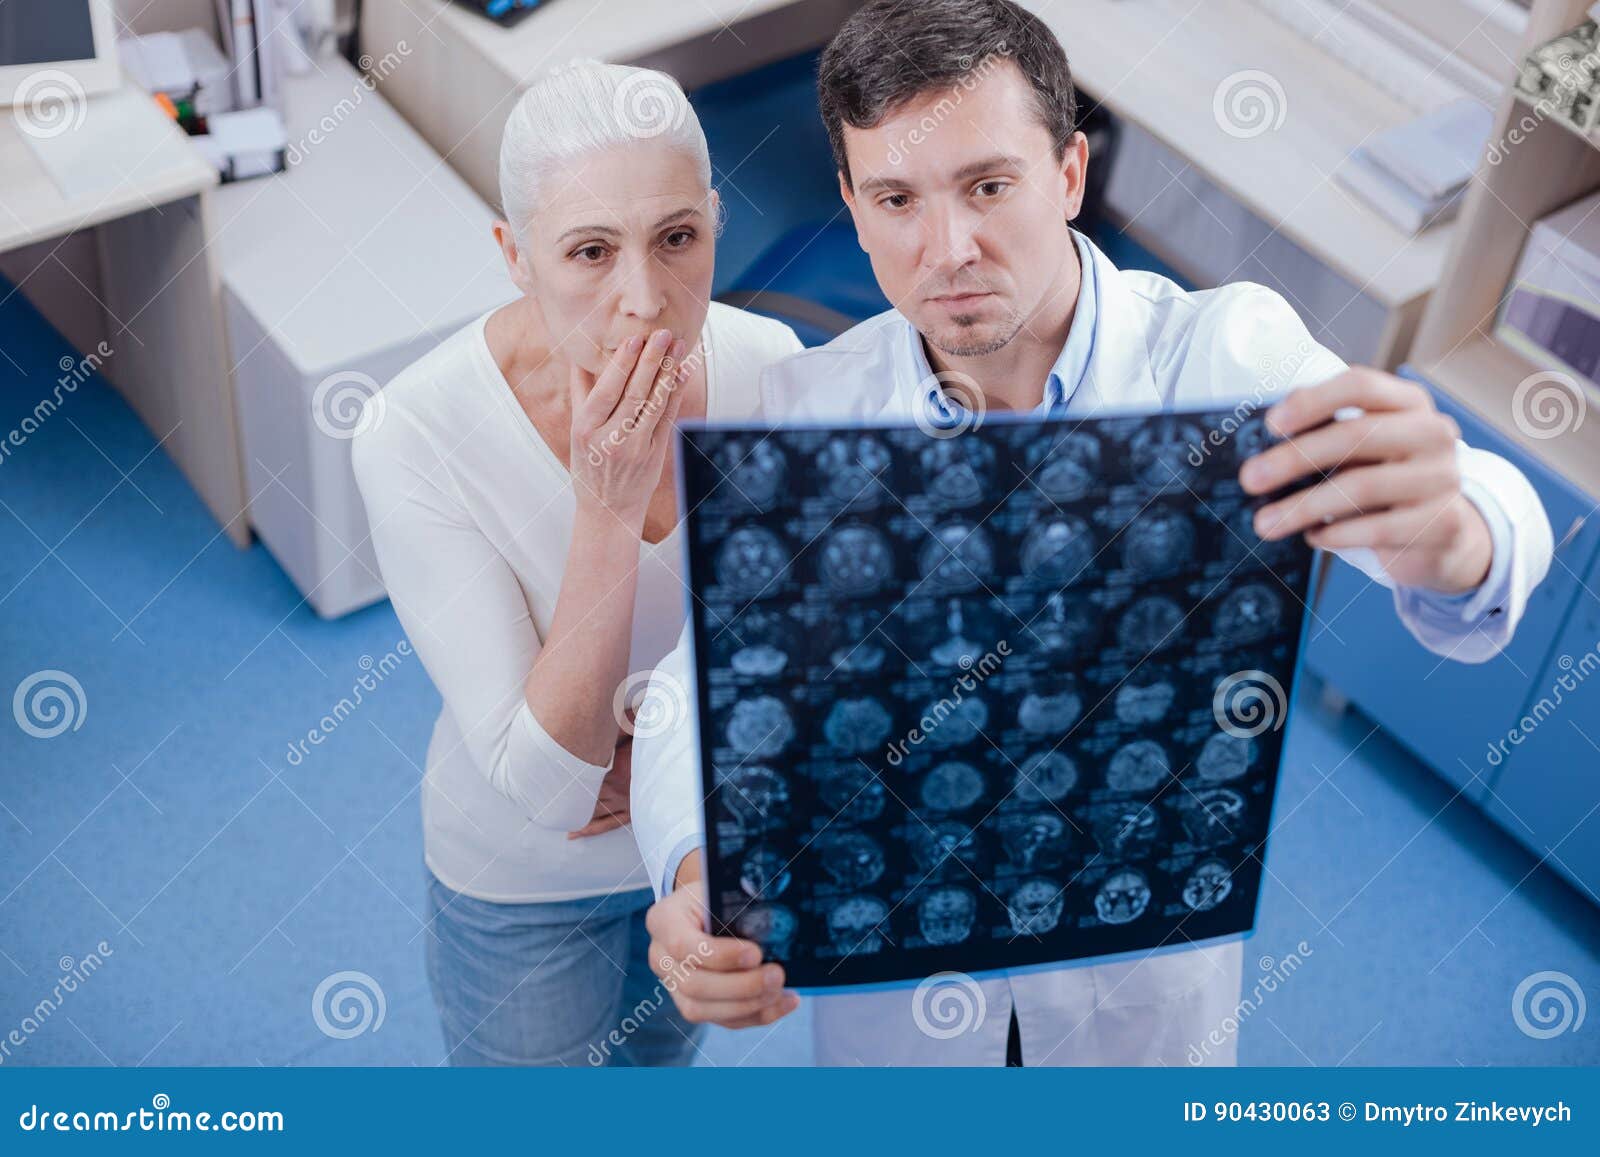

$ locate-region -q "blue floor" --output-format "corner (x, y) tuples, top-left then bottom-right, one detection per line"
(3, 278), (1597, 1068)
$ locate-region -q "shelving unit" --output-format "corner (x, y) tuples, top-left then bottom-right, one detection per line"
(1410, 0), (1600, 501)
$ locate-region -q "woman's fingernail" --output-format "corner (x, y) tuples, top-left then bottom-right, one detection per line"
(626, 334), (644, 353)
(651, 329), (671, 348)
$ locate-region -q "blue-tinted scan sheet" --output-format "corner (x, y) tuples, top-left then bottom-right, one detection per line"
(678, 405), (1314, 988)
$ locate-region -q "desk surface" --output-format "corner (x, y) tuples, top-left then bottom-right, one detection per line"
(0, 84), (216, 253)
(408, 0), (812, 79)
(382, 0), (1458, 311)
(1046, 0), (1455, 310)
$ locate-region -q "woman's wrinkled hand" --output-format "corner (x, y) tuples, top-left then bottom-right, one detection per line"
(568, 328), (690, 529)
(567, 737), (633, 839)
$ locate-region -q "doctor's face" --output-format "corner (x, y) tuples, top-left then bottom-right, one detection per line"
(838, 62), (1086, 359)
(501, 142), (716, 378)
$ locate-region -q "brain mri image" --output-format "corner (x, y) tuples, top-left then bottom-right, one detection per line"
(1129, 416), (1205, 492)
(1028, 429), (1101, 502)
(817, 831), (887, 891)
(1182, 859), (1235, 911)
(1017, 682), (1083, 734)
(1106, 739), (1171, 793)
(920, 436), (995, 507)
(918, 885), (978, 946)
(819, 765), (887, 824)
(826, 609), (889, 675)
(722, 608), (794, 678)
(921, 761), (987, 813)
(713, 436), (788, 512)
(1094, 869), (1152, 925)
(822, 697), (894, 755)
(682, 408), (1310, 985)
(1020, 513), (1096, 586)
(1181, 788), (1247, 847)
(735, 904), (798, 957)
(917, 521), (995, 594)
(1012, 750), (1079, 804)
(715, 526), (790, 599)
(740, 847), (792, 899)
(817, 434), (892, 508)
(1214, 582), (1284, 645)
(1029, 592), (1100, 658)
(1008, 878), (1067, 936)
(1121, 508), (1197, 578)
(827, 895), (890, 954)
(928, 599), (982, 668)
(725, 695), (795, 758)
(998, 812), (1069, 871)
(922, 695), (989, 748)
(817, 524), (896, 597)
(1196, 732), (1255, 783)
(1115, 671), (1176, 724)
(908, 820), (980, 874)
(1117, 595), (1186, 654)
(1092, 803), (1161, 859)
(718, 767), (790, 834)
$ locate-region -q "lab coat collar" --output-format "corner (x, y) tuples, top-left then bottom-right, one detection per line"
(914, 227), (1161, 426)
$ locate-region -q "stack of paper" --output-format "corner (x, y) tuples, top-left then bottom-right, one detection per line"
(1335, 98), (1492, 234)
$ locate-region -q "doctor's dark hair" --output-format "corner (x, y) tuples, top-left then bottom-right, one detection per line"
(817, 0), (1078, 188)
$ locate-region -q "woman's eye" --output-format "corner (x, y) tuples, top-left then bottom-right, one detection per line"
(663, 229), (695, 249)
(573, 244), (609, 263)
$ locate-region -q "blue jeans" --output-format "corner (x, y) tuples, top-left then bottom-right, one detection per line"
(424, 865), (703, 1066)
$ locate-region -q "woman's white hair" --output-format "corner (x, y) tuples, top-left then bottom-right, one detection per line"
(498, 59), (712, 244)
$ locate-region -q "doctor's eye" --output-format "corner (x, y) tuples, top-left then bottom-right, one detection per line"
(972, 179), (1010, 199)
(878, 192), (912, 211)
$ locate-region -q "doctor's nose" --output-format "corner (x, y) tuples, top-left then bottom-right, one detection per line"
(922, 202), (983, 275)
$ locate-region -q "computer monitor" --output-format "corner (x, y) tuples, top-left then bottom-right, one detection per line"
(0, 0), (120, 107)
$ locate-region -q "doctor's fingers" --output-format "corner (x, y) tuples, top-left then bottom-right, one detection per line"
(1241, 409), (1458, 495)
(668, 962), (790, 1016)
(701, 992), (803, 1030)
(1266, 368), (1433, 437)
(1302, 495), (1460, 552)
(1254, 458), (1461, 540)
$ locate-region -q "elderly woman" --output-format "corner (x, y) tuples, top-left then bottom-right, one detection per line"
(351, 60), (801, 1066)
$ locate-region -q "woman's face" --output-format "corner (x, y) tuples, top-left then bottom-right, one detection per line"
(507, 142), (716, 379)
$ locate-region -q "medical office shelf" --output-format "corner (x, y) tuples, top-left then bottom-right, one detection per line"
(1302, 0), (1600, 908)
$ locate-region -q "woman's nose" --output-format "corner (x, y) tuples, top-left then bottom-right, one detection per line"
(616, 258), (669, 321)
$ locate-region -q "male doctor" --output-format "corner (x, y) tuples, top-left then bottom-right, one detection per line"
(631, 0), (1554, 1065)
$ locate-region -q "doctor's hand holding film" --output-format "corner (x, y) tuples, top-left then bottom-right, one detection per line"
(646, 850), (801, 1028)
(1239, 367), (1494, 594)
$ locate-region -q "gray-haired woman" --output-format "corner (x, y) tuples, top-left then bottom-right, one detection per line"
(351, 60), (801, 1066)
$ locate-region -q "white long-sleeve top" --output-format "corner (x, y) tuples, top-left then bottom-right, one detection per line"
(351, 301), (801, 902)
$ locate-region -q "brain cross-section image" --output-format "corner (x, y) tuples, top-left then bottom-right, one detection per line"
(680, 405), (1313, 987)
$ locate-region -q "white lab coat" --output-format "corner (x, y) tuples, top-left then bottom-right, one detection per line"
(632, 233), (1553, 1066)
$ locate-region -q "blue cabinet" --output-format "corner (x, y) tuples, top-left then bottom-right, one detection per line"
(1478, 560), (1600, 900)
(1302, 379), (1598, 800)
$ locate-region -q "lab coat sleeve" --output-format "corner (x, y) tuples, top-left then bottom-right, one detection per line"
(1195, 284), (1554, 663)
(630, 624), (706, 898)
(351, 407), (613, 832)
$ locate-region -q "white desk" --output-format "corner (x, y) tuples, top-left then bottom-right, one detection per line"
(1048, 0), (1467, 366)
(361, 0), (1490, 367)
(362, 0), (857, 203)
(0, 85), (247, 544)
(209, 56), (511, 617)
